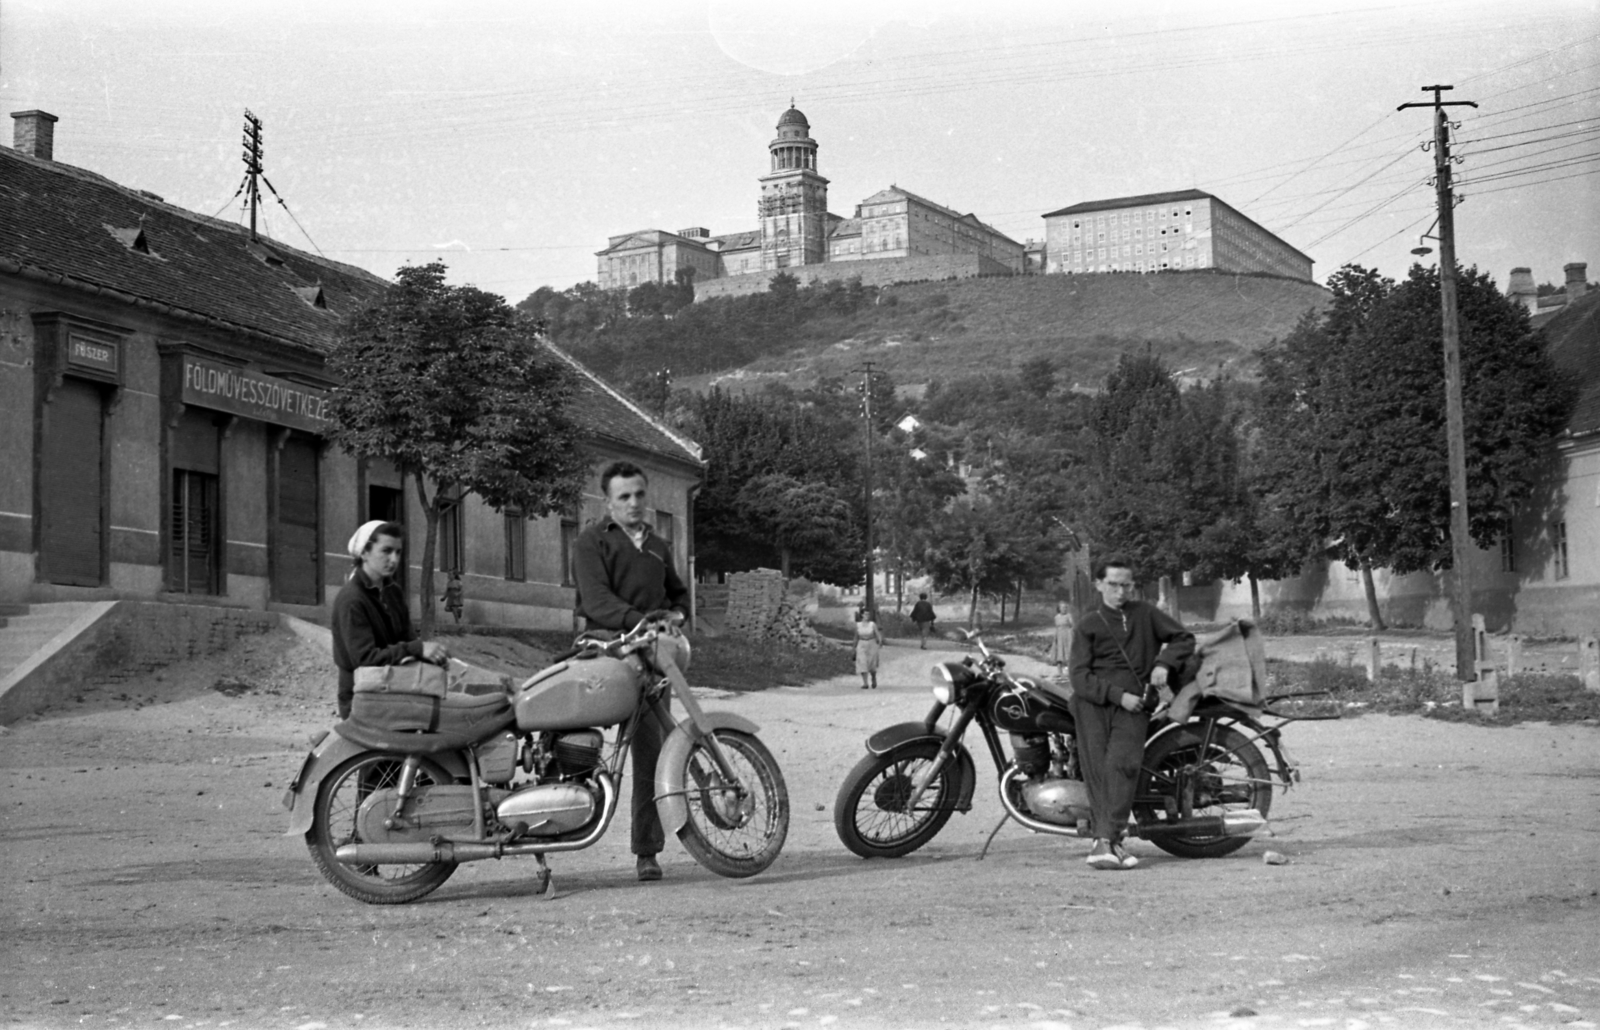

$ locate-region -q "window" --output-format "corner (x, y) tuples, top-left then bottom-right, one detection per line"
(504, 511), (526, 581)
(439, 487), (465, 575)
(560, 517), (579, 586)
(655, 510), (675, 553)
(1554, 521), (1569, 580)
(1500, 534), (1515, 574)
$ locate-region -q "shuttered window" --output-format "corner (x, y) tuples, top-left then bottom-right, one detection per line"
(170, 470), (219, 594)
(504, 511), (526, 582)
(273, 434), (320, 605)
(39, 378), (105, 586)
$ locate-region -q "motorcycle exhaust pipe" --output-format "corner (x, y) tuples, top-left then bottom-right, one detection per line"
(1131, 809), (1266, 840)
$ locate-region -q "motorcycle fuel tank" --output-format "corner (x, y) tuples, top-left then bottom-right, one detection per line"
(515, 655), (641, 731)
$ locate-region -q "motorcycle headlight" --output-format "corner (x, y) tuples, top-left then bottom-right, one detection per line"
(930, 662), (964, 704)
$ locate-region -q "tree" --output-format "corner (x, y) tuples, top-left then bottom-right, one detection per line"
(327, 262), (590, 633)
(1255, 262), (1577, 627)
(922, 497), (1032, 627)
(737, 473), (861, 581)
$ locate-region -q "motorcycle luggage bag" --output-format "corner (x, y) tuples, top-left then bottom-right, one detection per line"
(353, 661), (448, 698)
(350, 689), (511, 735)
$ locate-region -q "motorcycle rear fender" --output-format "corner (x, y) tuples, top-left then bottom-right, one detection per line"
(864, 723), (978, 814)
(282, 730), (470, 837)
(1147, 711), (1292, 786)
(654, 712), (761, 836)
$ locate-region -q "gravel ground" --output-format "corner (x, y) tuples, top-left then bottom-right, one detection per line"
(1, 626), (1596, 1030)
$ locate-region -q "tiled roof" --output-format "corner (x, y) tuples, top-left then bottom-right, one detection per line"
(711, 230), (761, 252)
(828, 217), (862, 238)
(1042, 189), (1213, 218)
(0, 146), (388, 355)
(543, 343), (703, 467)
(1543, 291), (1600, 439)
(1, 145), (702, 467)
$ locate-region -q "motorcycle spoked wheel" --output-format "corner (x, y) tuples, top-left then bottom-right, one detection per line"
(306, 752), (459, 905)
(833, 741), (957, 859)
(1135, 723), (1272, 859)
(676, 729), (789, 878)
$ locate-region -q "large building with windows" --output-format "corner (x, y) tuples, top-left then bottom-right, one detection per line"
(2, 110), (703, 629)
(1041, 189), (1314, 281)
(597, 106), (1024, 292)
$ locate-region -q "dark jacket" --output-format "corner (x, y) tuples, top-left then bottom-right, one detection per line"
(909, 600), (936, 624)
(331, 567), (422, 700)
(573, 517), (689, 632)
(1068, 600), (1194, 707)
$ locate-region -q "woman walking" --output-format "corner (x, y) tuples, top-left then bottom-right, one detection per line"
(1048, 599), (1074, 678)
(854, 606), (884, 690)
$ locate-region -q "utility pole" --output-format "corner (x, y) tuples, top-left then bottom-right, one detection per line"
(242, 110), (264, 241)
(857, 362), (882, 614)
(1399, 84), (1478, 680)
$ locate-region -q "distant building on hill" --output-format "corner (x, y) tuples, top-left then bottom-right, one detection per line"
(597, 106), (1024, 296)
(1506, 262), (1589, 325)
(1040, 189), (1313, 282)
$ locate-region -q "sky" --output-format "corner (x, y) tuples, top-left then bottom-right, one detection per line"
(2, 0), (1597, 305)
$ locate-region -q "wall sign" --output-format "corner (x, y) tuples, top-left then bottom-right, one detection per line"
(180, 355), (332, 433)
(67, 334), (120, 375)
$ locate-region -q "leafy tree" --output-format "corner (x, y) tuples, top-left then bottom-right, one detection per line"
(1255, 262), (1576, 628)
(327, 262), (589, 632)
(922, 496), (1033, 626)
(737, 473), (861, 581)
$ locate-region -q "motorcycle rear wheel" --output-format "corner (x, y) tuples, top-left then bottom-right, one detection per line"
(676, 729), (789, 878)
(1135, 723), (1271, 859)
(306, 753), (459, 904)
(834, 741), (957, 859)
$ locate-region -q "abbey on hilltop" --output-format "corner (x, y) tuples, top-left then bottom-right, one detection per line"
(596, 106), (1028, 299)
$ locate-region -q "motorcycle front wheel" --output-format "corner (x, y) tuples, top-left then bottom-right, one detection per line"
(677, 729), (789, 878)
(1135, 723), (1272, 859)
(306, 753), (458, 904)
(833, 741), (957, 859)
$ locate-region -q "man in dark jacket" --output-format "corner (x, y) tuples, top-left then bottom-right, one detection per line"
(1069, 557), (1194, 870)
(331, 520), (450, 719)
(573, 461), (689, 882)
(909, 593), (936, 649)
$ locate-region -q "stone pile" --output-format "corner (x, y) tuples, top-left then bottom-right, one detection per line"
(722, 570), (825, 651)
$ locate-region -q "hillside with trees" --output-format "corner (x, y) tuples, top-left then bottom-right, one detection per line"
(517, 269), (1331, 401)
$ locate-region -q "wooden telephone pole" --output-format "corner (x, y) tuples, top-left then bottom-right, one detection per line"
(857, 362), (883, 614)
(242, 110), (264, 241)
(1399, 84), (1477, 680)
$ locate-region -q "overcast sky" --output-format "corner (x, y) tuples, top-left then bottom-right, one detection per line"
(3, 0), (1596, 304)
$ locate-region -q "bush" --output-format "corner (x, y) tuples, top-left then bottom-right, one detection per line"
(1267, 657), (1600, 726)
(1255, 609), (1320, 635)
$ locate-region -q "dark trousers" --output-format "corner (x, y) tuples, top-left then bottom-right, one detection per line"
(631, 695), (668, 856)
(1071, 697), (1149, 842)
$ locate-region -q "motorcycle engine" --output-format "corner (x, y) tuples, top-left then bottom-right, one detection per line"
(496, 782), (597, 837)
(549, 730), (603, 779)
(1019, 777), (1091, 827)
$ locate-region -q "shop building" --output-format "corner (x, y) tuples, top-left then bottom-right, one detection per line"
(2, 111), (702, 628)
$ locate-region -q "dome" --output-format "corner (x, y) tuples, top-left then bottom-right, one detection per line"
(777, 106), (810, 130)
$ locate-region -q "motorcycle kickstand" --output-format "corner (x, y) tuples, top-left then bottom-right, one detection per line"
(975, 815), (1010, 861)
(534, 854), (557, 901)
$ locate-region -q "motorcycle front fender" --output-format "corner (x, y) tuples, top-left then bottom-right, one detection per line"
(653, 712), (761, 836)
(864, 723), (979, 815)
(281, 730), (471, 836)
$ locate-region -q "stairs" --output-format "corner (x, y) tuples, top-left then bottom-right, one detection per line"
(0, 603), (104, 685)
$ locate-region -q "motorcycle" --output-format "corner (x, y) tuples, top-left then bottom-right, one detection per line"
(284, 614), (789, 904)
(835, 626), (1333, 860)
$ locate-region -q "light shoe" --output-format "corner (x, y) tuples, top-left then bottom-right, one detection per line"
(1086, 839), (1121, 870)
(1112, 841), (1139, 869)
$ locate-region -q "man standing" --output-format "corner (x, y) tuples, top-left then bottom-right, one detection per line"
(909, 593), (937, 649)
(573, 460), (690, 883)
(1068, 558), (1193, 871)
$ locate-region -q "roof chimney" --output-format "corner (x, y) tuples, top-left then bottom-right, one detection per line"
(1507, 267), (1537, 313)
(11, 110), (59, 161)
(1564, 262), (1588, 303)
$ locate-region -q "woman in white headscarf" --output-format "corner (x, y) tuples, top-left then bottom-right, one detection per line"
(330, 520), (449, 719)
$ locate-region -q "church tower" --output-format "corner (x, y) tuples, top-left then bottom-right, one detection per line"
(759, 105), (829, 271)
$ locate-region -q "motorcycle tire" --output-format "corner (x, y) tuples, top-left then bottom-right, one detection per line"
(676, 729), (789, 878)
(833, 741), (957, 859)
(306, 752), (459, 905)
(1135, 722), (1272, 859)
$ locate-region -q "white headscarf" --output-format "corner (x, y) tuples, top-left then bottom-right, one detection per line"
(347, 520), (390, 559)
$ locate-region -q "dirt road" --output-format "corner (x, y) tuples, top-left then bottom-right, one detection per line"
(2, 629), (1597, 1030)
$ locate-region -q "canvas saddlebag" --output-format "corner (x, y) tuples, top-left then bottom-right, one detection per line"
(349, 660), (513, 734)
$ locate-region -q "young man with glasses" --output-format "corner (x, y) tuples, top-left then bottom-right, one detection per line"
(1068, 558), (1194, 870)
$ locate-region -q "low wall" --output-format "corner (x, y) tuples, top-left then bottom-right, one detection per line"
(0, 601), (279, 723)
(695, 253), (1015, 301)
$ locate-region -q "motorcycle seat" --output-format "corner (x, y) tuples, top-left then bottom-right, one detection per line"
(339, 691), (515, 754)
